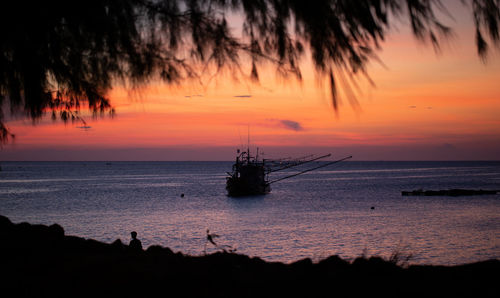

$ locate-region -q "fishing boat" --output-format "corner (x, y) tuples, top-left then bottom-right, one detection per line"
(226, 148), (270, 196)
(226, 147), (351, 197)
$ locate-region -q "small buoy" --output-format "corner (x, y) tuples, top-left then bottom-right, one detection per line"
(370, 206), (375, 210)
(180, 193), (185, 198)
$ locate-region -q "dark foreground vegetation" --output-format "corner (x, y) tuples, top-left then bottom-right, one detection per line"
(1, 215), (498, 298)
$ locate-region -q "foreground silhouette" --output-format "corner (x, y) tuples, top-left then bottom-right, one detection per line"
(129, 231), (143, 252)
(204, 229), (220, 254)
(204, 229), (236, 254)
(1, 215), (498, 297)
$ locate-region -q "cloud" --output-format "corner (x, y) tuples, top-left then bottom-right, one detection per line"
(280, 120), (304, 131)
(233, 95), (252, 98)
(408, 105), (433, 110)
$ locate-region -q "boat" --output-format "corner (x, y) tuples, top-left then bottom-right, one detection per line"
(225, 148), (270, 196)
(226, 147), (351, 197)
(401, 189), (498, 196)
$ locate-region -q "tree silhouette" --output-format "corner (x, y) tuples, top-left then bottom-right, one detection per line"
(1, 0), (499, 143)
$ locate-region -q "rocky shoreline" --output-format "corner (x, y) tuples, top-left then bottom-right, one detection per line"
(1, 215), (498, 297)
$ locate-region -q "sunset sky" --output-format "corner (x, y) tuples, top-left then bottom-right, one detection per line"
(2, 2), (500, 161)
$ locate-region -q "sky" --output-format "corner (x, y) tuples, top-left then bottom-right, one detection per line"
(2, 2), (500, 161)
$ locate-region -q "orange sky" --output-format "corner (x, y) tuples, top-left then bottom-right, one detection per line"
(3, 3), (500, 161)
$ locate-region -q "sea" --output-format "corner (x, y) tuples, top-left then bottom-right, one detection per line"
(1, 160), (499, 265)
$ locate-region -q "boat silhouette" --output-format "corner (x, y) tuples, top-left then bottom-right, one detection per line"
(226, 147), (351, 197)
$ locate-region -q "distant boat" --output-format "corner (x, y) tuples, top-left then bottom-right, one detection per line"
(401, 189), (498, 196)
(226, 147), (351, 197)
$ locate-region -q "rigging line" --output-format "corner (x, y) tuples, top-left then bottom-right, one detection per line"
(247, 124), (250, 158)
(268, 153), (332, 173)
(237, 126), (244, 149)
(268, 156), (352, 184)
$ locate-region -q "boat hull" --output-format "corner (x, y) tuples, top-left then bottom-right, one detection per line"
(226, 176), (270, 197)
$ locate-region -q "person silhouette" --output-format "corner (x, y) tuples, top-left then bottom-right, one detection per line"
(129, 231), (143, 251)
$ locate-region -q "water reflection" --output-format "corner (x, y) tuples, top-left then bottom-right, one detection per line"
(1, 161), (499, 265)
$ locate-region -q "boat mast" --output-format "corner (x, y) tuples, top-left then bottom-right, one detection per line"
(247, 125), (250, 162)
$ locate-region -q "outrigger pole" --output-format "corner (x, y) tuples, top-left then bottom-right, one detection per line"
(268, 156), (352, 184)
(269, 153), (332, 173)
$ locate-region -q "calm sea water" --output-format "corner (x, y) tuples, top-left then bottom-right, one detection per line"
(1, 161), (499, 265)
